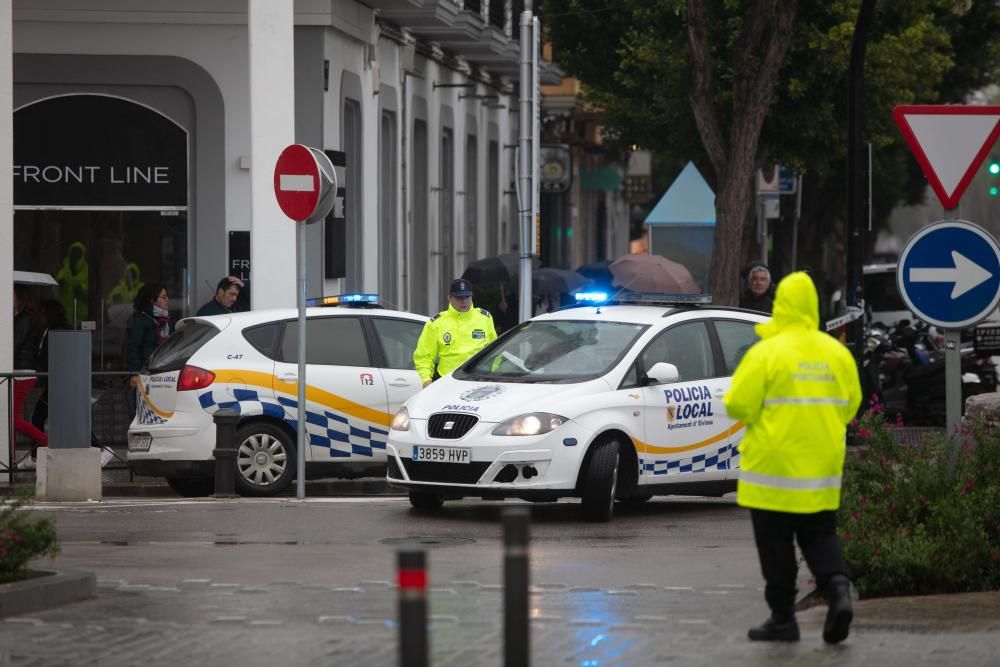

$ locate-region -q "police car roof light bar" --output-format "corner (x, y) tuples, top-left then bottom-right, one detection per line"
(574, 291), (610, 303)
(306, 293), (380, 307)
(614, 292), (713, 305)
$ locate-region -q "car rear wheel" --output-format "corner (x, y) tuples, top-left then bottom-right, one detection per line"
(166, 477), (215, 497)
(409, 490), (444, 510)
(234, 422), (296, 497)
(581, 439), (620, 522)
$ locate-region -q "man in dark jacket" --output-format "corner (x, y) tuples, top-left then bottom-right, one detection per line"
(197, 276), (244, 316)
(739, 263), (775, 313)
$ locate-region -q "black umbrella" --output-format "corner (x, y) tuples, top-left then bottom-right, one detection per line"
(462, 252), (540, 286)
(532, 268), (591, 296)
(575, 259), (614, 285)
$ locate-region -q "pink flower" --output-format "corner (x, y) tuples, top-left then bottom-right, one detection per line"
(858, 427), (872, 440)
(842, 532), (852, 542)
(853, 512), (862, 521)
(850, 419), (859, 429)
(895, 412), (904, 427)
(919, 495), (926, 504)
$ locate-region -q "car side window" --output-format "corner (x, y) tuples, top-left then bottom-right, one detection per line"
(243, 323), (279, 358)
(280, 317), (370, 366)
(714, 319), (759, 374)
(371, 318), (424, 370)
(638, 321), (714, 382)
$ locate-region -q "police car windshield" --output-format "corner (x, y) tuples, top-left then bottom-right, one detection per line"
(457, 320), (647, 383)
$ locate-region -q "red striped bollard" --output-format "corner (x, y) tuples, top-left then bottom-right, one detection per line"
(398, 549), (428, 667)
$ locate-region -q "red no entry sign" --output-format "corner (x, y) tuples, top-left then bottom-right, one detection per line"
(273, 144), (336, 222)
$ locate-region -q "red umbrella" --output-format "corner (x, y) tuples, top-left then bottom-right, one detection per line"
(609, 254), (700, 294)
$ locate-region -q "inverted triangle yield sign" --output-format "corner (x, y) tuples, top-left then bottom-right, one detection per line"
(893, 105), (1000, 209)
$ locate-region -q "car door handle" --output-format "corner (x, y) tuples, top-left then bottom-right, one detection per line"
(277, 373), (298, 382)
(389, 380), (412, 388)
(714, 390), (726, 398)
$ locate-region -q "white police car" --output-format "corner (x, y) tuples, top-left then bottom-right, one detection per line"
(128, 294), (428, 496)
(387, 292), (767, 521)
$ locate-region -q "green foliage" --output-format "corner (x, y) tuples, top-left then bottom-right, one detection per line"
(0, 491), (60, 583)
(543, 0), (1000, 253)
(841, 408), (1000, 598)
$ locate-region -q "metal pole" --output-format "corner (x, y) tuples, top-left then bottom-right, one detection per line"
(531, 16), (540, 258)
(845, 0), (877, 366)
(792, 175), (803, 269)
(517, 1), (534, 324)
(504, 507), (530, 667)
(296, 220), (307, 499)
(945, 329), (962, 476)
(398, 549), (429, 667)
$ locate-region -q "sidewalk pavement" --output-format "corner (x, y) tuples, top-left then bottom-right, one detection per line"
(1, 468), (402, 497)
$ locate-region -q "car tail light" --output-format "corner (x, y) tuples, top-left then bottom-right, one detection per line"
(177, 365), (215, 391)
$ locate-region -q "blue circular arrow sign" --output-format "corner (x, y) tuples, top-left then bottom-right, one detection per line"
(897, 220), (1000, 329)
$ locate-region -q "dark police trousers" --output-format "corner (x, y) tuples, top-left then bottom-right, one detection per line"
(750, 508), (846, 617)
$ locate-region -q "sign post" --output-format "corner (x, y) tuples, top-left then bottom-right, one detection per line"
(896, 221), (1000, 444)
(893, 106), (1000, 459)
(273, 144), (337, 499)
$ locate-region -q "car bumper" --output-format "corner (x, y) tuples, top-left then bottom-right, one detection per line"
(385, 419), (592, 495)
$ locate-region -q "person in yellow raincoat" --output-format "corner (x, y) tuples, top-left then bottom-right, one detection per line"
(724, 271), (861, 645)
(413, 278), (497, 387)
(55, 241), (89, 322)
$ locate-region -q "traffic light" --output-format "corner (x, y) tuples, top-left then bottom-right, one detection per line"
(989, 158), (1000, 196)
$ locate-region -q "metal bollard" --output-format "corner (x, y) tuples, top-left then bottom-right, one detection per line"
(504, 507), (530, 667)
(212, 409), (239, 498)
(397, 549), (429, 667)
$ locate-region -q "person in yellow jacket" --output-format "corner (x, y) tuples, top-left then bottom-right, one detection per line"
(414, 278), (497, 387)
(724, 271), (861, 645)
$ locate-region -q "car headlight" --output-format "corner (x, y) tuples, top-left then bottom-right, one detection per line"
(391, 407), (410, 431)
(492, 413), (566, 436)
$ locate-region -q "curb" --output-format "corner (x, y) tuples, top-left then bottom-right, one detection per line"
(100, 479), (406, 498)
(0, 569), (97, 617)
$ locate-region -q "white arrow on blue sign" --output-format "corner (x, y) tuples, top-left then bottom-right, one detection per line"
(897, 220), (1000, 329)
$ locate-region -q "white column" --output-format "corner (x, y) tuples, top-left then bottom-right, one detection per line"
(248, 0), (296, 309)
(0, 0), (13, 470)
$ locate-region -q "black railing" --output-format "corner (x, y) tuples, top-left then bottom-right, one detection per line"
(3, 370), (134, 487)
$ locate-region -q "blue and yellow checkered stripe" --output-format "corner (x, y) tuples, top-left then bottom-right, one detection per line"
(198, 387), (388, 458)
(640, 442), (736, 476)
(136, 390), (168, 426)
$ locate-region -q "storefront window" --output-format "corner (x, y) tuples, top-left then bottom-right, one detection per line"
(14, 94), (189, 370)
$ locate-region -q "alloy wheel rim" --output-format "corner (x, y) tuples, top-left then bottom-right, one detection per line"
(237, 433), (288, 487)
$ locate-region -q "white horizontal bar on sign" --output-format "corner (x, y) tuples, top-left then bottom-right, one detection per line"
(279, 175), (315, 192)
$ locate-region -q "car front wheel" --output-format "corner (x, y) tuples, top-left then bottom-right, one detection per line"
(234, 422), (296, 497)
(580, 439), (620, 522)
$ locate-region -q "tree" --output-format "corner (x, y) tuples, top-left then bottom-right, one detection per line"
(544, 0), (1000, 304)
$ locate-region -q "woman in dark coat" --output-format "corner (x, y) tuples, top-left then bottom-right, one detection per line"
(126, 283), (171, 387)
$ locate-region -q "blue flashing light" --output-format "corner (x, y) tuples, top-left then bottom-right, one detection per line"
(306, 293), (379, 307)
(574, 291), (610, 303)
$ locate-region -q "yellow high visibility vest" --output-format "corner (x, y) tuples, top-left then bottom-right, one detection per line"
(724, 272), (862, 514)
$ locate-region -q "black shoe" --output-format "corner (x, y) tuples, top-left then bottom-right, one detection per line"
(823, 575), (853, 644)
(748, 616), (800, 642)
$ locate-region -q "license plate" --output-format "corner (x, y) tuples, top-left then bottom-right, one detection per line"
(412, 445), (471, 464)
(128, 434), (153, 452)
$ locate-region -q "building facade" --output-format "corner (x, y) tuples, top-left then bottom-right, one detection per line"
(5, 0), (561, 370)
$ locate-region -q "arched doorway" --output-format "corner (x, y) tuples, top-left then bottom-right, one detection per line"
(13, 93), (189, 371)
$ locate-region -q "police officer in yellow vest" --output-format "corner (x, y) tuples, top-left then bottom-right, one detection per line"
(414, 278), (498, 388)
(724, 272), (861, 644)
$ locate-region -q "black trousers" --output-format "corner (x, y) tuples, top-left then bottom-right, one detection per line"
(750, 508), (847, 618)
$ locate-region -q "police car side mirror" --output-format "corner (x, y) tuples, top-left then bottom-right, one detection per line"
(644, 362), (680, 385)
